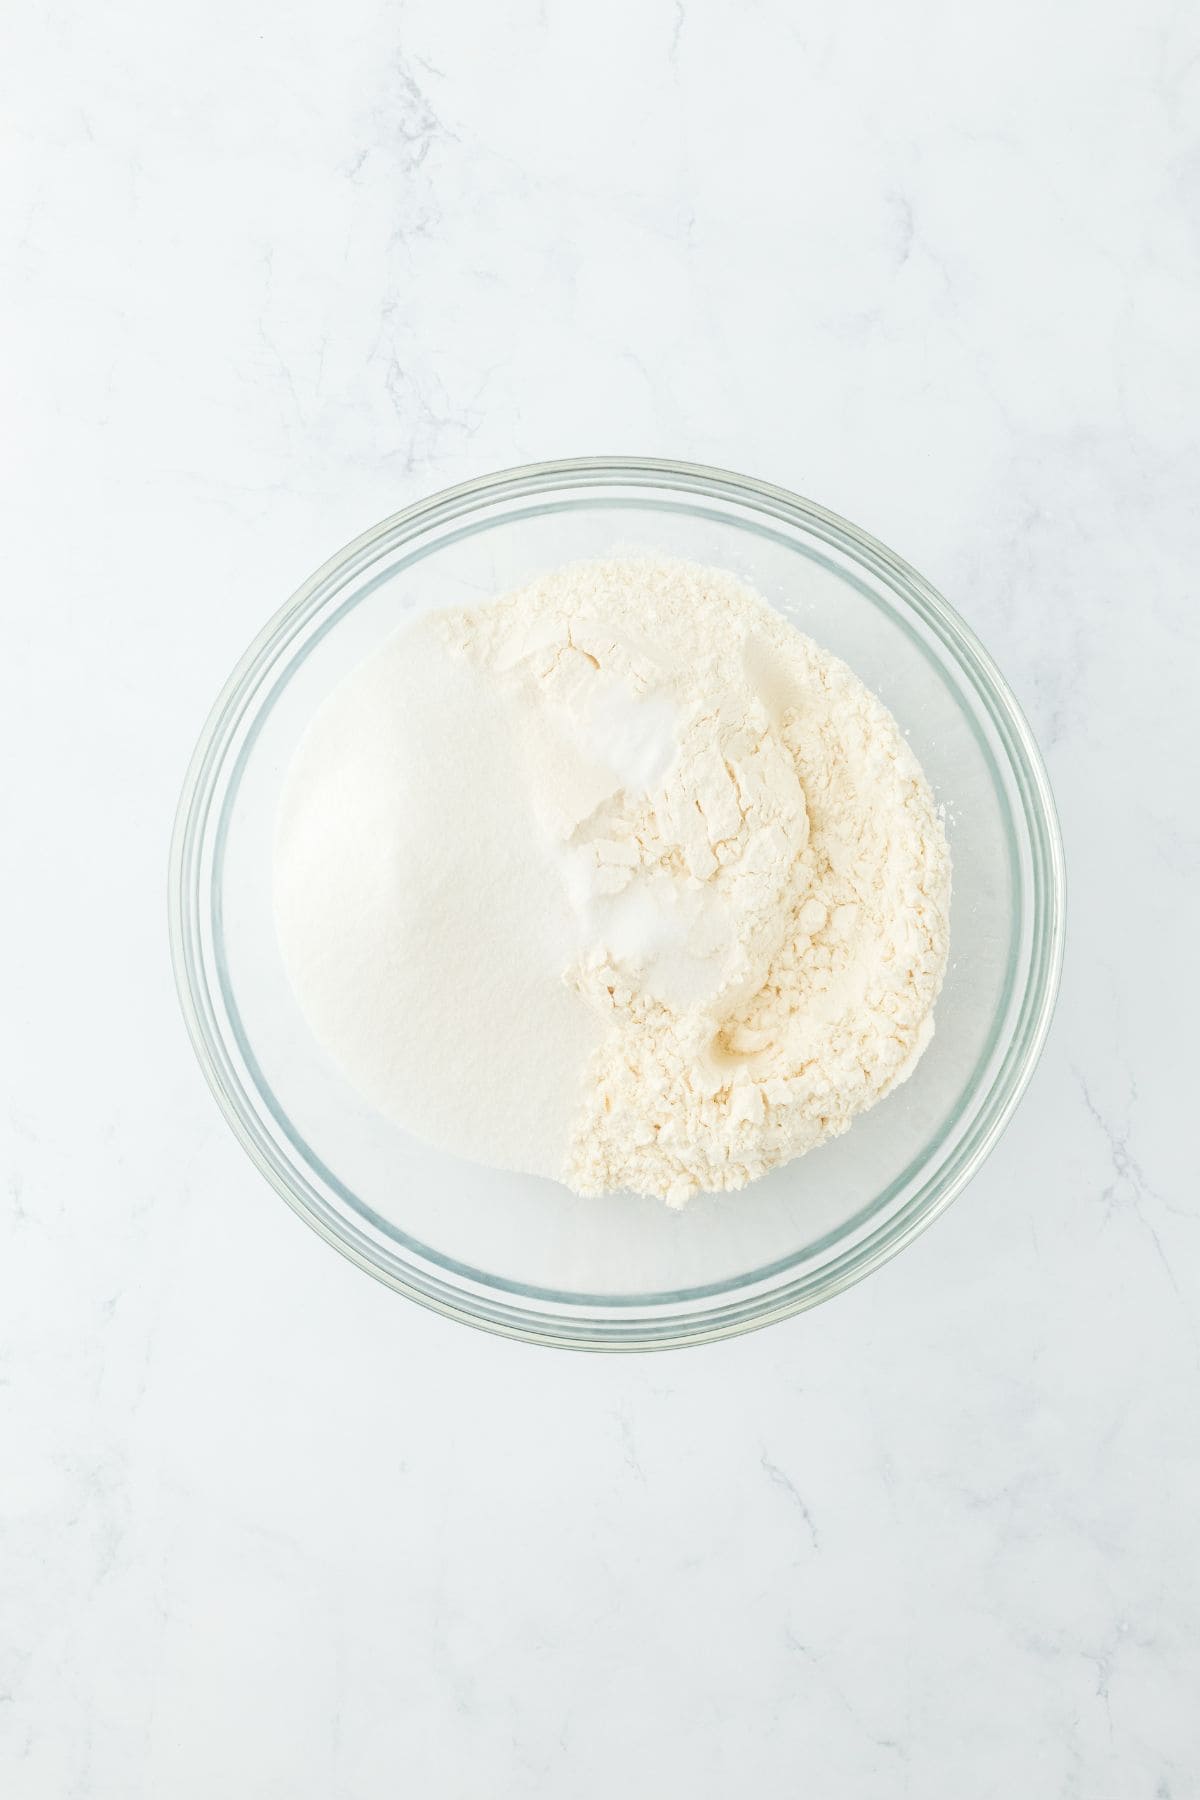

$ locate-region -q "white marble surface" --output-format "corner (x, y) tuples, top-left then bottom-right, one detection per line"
(3, 0), (1199, 1793)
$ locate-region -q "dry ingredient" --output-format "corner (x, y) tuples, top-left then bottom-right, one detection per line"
(274, 557), (951, 1205)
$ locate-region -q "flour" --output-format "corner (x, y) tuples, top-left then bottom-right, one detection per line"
(274, 557), (951, 1205)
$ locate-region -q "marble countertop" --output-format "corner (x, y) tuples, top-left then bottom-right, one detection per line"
(3, 0), (1198, 1793)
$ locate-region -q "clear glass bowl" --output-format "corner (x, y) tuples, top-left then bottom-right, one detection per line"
(170, 458), (1065, 1350)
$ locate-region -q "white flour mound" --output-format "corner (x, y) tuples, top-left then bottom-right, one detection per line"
(275, 557), (951, 1206)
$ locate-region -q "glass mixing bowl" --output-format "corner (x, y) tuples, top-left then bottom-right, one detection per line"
(170, 458), (1065, 1350)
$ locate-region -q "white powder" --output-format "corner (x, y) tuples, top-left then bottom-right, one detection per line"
(275, 557), (951, 1205)
(273, 624), (596, 1178)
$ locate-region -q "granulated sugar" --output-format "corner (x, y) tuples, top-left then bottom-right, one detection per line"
(275, 557), (951, 1205)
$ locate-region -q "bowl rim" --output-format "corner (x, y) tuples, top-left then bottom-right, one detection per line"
(169, 455), (1067, 1351)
